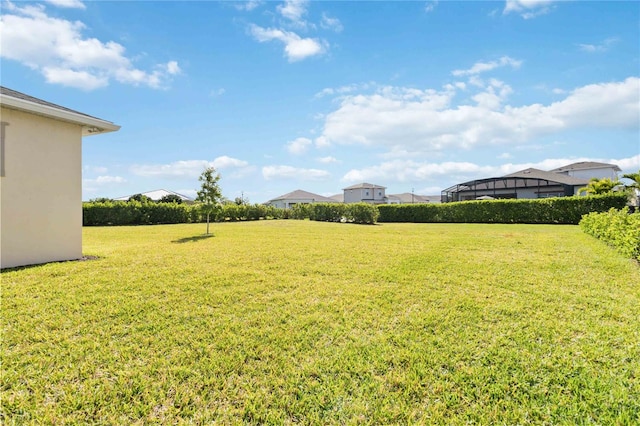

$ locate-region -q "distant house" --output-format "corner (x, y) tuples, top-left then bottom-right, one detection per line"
(441, 162), (621, 203)
(329, 193), (344, 203)
(1, 86), (119, 268)
(387, 193), (433, 204)
(266, 189), (335, 209)
(114, 189), (193, 202)
(343, 183), (387, 204)
(550, 161), (621, 181)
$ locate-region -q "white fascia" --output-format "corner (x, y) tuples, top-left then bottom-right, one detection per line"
(0, 94), (120, 137)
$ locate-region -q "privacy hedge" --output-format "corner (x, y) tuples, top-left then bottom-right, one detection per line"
(83, 201), (281, 226)
(306, 203), (379, 224)
(580, 208), (640, 261)
(377, 193), (628, 225)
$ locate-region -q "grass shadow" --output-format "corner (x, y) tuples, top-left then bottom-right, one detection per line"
(171, 234), (215, 244)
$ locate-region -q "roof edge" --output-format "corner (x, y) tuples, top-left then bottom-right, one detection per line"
(1, 93), (120, 136)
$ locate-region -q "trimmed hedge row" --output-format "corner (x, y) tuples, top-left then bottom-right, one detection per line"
(84, 194), (626, 226)
(83, 201), (379, 225)
(580, 208), (640, 261)
(83, 201), (283, 226)
(377, 193), (628, 224)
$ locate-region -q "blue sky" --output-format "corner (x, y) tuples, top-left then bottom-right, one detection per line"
(2, 0), (639, 203)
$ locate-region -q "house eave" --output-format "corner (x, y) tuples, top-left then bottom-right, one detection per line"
(0, 93), (120, 136)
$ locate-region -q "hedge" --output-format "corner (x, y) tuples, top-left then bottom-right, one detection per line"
(377, 193), (628, 225)
(296, 203), (379, 224)
(84, 194), (626, 226)
(580, 208), (640, 261)
(83, 201), (281, 226)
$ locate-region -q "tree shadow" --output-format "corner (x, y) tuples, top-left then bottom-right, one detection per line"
(171, 234), (214, 244)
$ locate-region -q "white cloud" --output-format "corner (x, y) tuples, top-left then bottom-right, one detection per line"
(320, 13), (343, 32)
(452, 56), (522, 77)
(84, 165), (109, 174)
(44, 0), (85, 9)
(0, 3), (180, 90)
(503, 0), (555, 19)
(277, 0), (308, 25)
(498, 153), (513, 159)
(212, 156), (250, 169)
(83, 175), (127, 186)
(315, 82), (374, 98)
(579, 37), (619, 53)
(210, 88), (226, 97)
(42, 67), (108, 90)
(249, 24), (326, 62)
(342, 154), (640, 187)
(617, 154), (640, 172)
(235, 1), (262, 11)
(317, 77), (639, 153)
(131, 157), (253, 179)
(165, 61), (181, 75)
(262, 165), (330, 180)
(131, 160), (211, 178)
(425, 1), (438, 13)
(317, 156), (338, 164)
(286, 137), (313, 155)
(95, 175), (126, 184)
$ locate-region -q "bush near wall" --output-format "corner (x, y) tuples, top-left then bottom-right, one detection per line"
(377, 193), (628, 225)
(580, 208), (640, 261)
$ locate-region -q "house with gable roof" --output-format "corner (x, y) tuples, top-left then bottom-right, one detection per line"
(1, 86), (119, 268)
(114, 189), (193, 202)
(266, 189), (335, 209)
(343, 182), (387, 204)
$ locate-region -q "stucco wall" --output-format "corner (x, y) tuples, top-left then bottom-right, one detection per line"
(1, 107), (83, 268)
(344, 187), (386, 203)
(565, 167), (619, 181)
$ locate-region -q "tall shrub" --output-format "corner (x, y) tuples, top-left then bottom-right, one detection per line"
(580, 208), (640, 260)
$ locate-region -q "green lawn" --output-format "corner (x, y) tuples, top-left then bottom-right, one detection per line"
(2, 221), (639, 424)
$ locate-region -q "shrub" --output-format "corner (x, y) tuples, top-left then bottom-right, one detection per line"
(345, 203), (380, 224)
(580, 208), (640, 261)
(378, 193), (628, 225)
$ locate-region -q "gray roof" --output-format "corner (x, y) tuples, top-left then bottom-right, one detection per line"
(550, 161), (621, 173)
(268, 189), (335, 203)
(504, 168), (589, 186)
(343, 182), (386, 190)
(1, 86), (99, 119)
(329, 193), (344, 202)
(387, 193), (431, 203)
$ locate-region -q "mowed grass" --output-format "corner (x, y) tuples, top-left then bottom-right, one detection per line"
(2, 221), (639, 424)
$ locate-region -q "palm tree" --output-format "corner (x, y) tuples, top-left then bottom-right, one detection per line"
(621, 170), (640, 206)
(577, 177), (621, 196)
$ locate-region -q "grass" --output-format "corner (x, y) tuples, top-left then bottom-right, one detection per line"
(2, 221), (639, 424)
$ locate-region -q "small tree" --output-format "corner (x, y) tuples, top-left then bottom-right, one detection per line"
(159, 194), (183, 204)
(577, 177), (620, 196)
(196, 167), (223, 234)
(622, 170), (640, 206)
(128, 193), (152, 203)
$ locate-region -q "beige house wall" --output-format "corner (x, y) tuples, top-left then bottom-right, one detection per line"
(1, 106), (83, 268)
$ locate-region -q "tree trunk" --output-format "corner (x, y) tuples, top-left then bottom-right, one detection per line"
(206, 213), (210, 235)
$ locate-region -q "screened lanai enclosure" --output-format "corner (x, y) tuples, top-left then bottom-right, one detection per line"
(441, 168), (588, 203)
